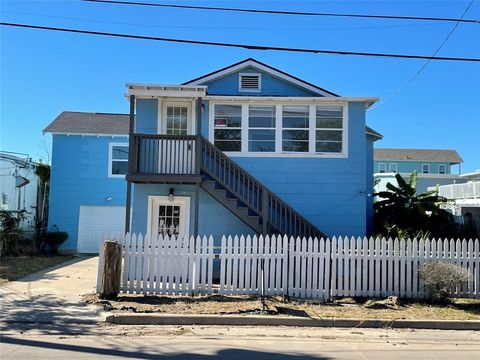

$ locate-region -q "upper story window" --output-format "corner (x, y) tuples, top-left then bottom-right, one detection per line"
(248, 106), (275, 152)
(282, 106), (309, 152)
(213, 105), (242, 152)
(389, 163), (397, 173)
(422, 164), (430, 174)
(239, 73), (261, 92)
(438, 164), (446, 174)
(109, 143), (129, 177)
(316, 106), (343, 153)
(378, 163), (386, 173)
(210, 103), (347, 157)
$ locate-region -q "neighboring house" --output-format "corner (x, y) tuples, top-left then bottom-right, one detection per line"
(374, 148), (465, 194)
(45, 58), (382, 253)
(431, 170), (480, 235)
(0, 152), (40, 236)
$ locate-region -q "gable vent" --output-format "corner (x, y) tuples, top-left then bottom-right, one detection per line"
(239, 73), (261, 92)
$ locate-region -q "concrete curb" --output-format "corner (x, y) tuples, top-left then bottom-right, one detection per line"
(104, 313), (480, 330)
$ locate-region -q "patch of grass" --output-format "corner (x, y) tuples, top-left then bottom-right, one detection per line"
(0, 254), (74, 284)
(85, 294), (480, 321)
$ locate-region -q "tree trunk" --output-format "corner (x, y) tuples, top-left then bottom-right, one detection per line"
(100, 240), (122, 299)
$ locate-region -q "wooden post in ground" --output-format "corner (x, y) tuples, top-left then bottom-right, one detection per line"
(100, 240), (122, 299)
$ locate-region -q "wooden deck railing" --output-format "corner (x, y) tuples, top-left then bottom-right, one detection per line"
(131, 134), (199, 175)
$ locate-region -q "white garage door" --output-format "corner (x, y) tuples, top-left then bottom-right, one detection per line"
(78, 206), (125, 253)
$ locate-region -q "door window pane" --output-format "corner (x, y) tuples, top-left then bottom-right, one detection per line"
(157, 205), (181, 237)
(166, 106), (188, 135)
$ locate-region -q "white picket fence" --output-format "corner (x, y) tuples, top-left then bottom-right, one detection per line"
(97, 234), (480, 300)
(97, 233), (214, 295)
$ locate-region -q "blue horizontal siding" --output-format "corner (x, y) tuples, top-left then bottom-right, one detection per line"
(230, 102), (368, 237)
(203, 67), (319, 97)
(48, 135), (128, 251)
(131, 184), (255, 247)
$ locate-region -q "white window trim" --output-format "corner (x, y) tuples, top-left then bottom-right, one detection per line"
(108, 142), (129, 178)
(389, 163), (397, 173)
(438, 163), (446, 174)
(146, 195), (190, 238)
(378, 163), (386, 173)
(209, 101), (348, 158)
(238, 72), (262, 93)
(422, 163), (430, 174)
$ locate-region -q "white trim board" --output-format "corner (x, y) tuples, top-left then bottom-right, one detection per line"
(204, 95), (378, 106)
(48, 132), (128, 138)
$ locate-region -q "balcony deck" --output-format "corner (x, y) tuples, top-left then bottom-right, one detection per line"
(128, 133), (202, 183)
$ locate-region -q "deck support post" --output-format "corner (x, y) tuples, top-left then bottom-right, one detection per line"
(193, 97), (202, 238)
(125, 94), (135, 234)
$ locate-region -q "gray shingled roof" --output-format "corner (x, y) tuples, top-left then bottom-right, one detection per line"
(43, 111), (129, 135)
(374, 148), (463, 163)
(44, 111), (382, 140)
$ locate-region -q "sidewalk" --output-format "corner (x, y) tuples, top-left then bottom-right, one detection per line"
(0, 256), (101, 335)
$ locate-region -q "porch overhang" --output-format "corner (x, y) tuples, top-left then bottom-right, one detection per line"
(125, 84), (207, 99)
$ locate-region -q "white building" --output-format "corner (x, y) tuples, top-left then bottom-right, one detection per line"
(0, 152), (41, 236)
(432, 170), (480, 217)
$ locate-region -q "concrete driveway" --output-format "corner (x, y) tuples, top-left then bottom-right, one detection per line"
(0, 256), (102, 335)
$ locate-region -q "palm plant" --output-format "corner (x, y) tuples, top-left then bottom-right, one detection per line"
(373, 171), (457, 238)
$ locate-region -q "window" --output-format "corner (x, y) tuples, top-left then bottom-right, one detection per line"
(166, 106), (188, 135)
(378, 163), (386, 173)
(210, 102), (348, 157)
(248, 106), (275, 152)
(239, 73), (261, 92)
(389, 163), (397, 173)
(422, 164), (430, 174)
(282, 106), (309, 152)
(213, 105), (242, 152)
(109, 143), (128, 177)
(438, 164), (446, 174)
(315, 106), (343, 153)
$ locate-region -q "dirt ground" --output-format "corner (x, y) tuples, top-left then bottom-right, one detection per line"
(84, 293), (480, 321)
(0, 255), (74, 284)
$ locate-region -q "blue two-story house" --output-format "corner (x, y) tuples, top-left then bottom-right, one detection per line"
(45, 59), (381, 253)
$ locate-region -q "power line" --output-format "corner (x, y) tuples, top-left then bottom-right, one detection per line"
(81, 0), (480, 24)
(370, 0), (476, 110)
(1, 22), (479, 62)
(1, 10), (448, 32)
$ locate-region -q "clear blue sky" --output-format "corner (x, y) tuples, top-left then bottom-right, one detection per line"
(1, 0), (479, 172)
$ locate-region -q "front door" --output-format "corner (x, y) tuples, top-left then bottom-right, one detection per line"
(163, 102), (192, 135)
(159, 102), (195, 174)
(148, 196), (190, 239)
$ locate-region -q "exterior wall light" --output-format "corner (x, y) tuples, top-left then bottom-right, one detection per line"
(169, 188), (175, 202)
